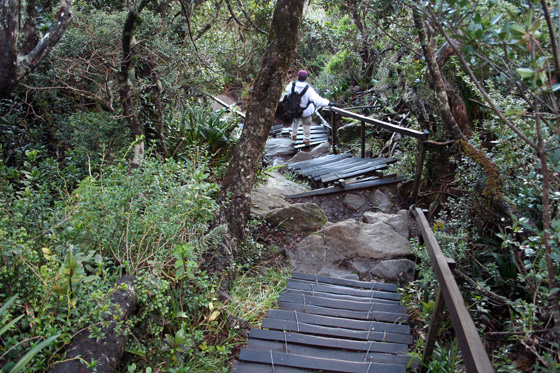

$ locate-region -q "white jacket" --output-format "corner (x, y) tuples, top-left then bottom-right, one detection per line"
(284, 81), (330, 118)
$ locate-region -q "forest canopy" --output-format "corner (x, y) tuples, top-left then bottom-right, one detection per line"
(0, 0), (559, 371)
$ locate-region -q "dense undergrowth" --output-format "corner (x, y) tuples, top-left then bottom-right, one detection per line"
(2, 0), (560, 371)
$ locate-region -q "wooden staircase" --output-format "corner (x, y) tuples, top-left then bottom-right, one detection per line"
(232, 272), (417, 372)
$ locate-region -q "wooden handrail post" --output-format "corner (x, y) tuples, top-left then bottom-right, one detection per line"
(422, 257), (456, 371)
(422, 287), (445, 372)
(411, 139), (427, 204)
(411, 207), (494, 373)
(360, 121), (366, 158)
(331, 111), (338, 154)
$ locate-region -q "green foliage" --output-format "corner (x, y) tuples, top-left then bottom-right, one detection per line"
(0, 296), (59, 373)
(55, 155), (218, 273)
(166, 106), (240, 166)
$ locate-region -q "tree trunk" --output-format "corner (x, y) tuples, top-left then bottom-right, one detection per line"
(413, 9), (504, 206)
(118, 0), (150, 168)
(204, 0), (306, 276)
(0, 0), (74, 97)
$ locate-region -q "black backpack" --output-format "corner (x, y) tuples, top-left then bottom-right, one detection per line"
(282, 82), (310, 119)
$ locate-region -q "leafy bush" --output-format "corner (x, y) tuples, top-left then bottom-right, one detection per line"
(166, 106), (240, 166)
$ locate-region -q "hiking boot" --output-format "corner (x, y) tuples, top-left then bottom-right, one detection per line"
(291, 134), (297, 141)
(304, 139), (311, 146)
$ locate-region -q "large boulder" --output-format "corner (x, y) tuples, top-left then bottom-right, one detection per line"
(362, 210), (409, 239)
(370, 259), (416, 283)
(265, 138), (296, 157)
(287, 142), (331, 164)
(372, 189), (393, 213)
(251, 171), (310, 218)
(265, 203), (327, 233)
(318, 218), (411, 259)
(343, 193), (366, 211)
(288, 212), (413, 282)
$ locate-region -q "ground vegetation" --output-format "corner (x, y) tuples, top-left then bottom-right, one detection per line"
(0, 0), (558, 371)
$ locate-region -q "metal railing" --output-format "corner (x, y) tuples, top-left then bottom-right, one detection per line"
(410, 207), (494, 372)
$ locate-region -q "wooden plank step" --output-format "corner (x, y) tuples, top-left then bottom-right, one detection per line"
(294, 139), (328, 149)
(286, 279), (402, 301)
(232, 361), (310, 372)
(247, 339), (417, 368)
(290, 130), (329, 136)
(265, 309), (410, 334)
(320, 159), (395, 184)
(282, 125), (326, 133)
(304, 156), (390, 175)
(278, 302), (409, 323)
(299, 158), (367, 178)
(288, 153), (350, 170)
(320, 164), (389, 184)
(293, 135), (329, 145)
(278, 293), (407, 314)
(291, 154), (352, 170)
(238, 349), (406, 373)
(291, 273), (399, 292)
(285, 175), (405, 198)
(283, 289), (400, 305)
(304, 158), (374, 178)
(249, 329), (410, 354)
(261, 318), (412, 344)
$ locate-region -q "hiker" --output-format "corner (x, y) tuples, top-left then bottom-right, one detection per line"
(284, 70), (331, 146)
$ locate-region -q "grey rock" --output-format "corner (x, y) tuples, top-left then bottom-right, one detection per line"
(265, 203), (327, 233)
(344, 193), (366, 210)
(371, 259), (416, 283)
(287, 151), (314, 164)
(362, 211), (409, 239)
(372, 189), (393, 213)
(356, 222), (412, 258)
(337, 123), (363, 143)
(251, 171), (310, 217)
(288, 217), (413, 279)
(319, 219), (412, 259)
(308, 142), (331, 157)
(265, 138), (296, 156)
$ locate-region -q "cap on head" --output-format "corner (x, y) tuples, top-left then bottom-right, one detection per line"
(297, 70), (308, 80)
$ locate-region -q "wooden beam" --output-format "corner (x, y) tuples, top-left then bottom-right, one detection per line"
(206, 94), (246, 118)
(411, 208), (494, 373)
(324, 107), (428, 140)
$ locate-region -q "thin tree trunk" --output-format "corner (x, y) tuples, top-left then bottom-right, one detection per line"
(118, 0), (150, 168)
(413, 8), (503, 206)
(0, 0), (74, 97)
(204, 0), (306, 276)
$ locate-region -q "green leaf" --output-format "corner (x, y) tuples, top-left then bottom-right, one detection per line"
(0, 295), (18, 318)
(0, 315), (24, 338)
(489, 14), (503, 25)
(516, 68), (534, 78)
(552, 84), (560, 92)
(509, 24), (526, 36)
(528, 19), (541, 34)
(9, 334), (59, 373)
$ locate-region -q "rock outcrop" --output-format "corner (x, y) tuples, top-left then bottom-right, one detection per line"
(288, 210), (414, 283)
(265, 202), (328, 233)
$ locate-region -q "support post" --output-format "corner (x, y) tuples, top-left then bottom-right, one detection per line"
(411, 139), (426, 203)
(421, 287), (446, 372)
(331, 111), (338, 154)
(361, 121), (366, 158)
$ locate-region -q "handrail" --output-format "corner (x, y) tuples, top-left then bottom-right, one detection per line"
(411, 207), (494, 373)
(324, 106), (429, 140)
(323, 106), (429, 202)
